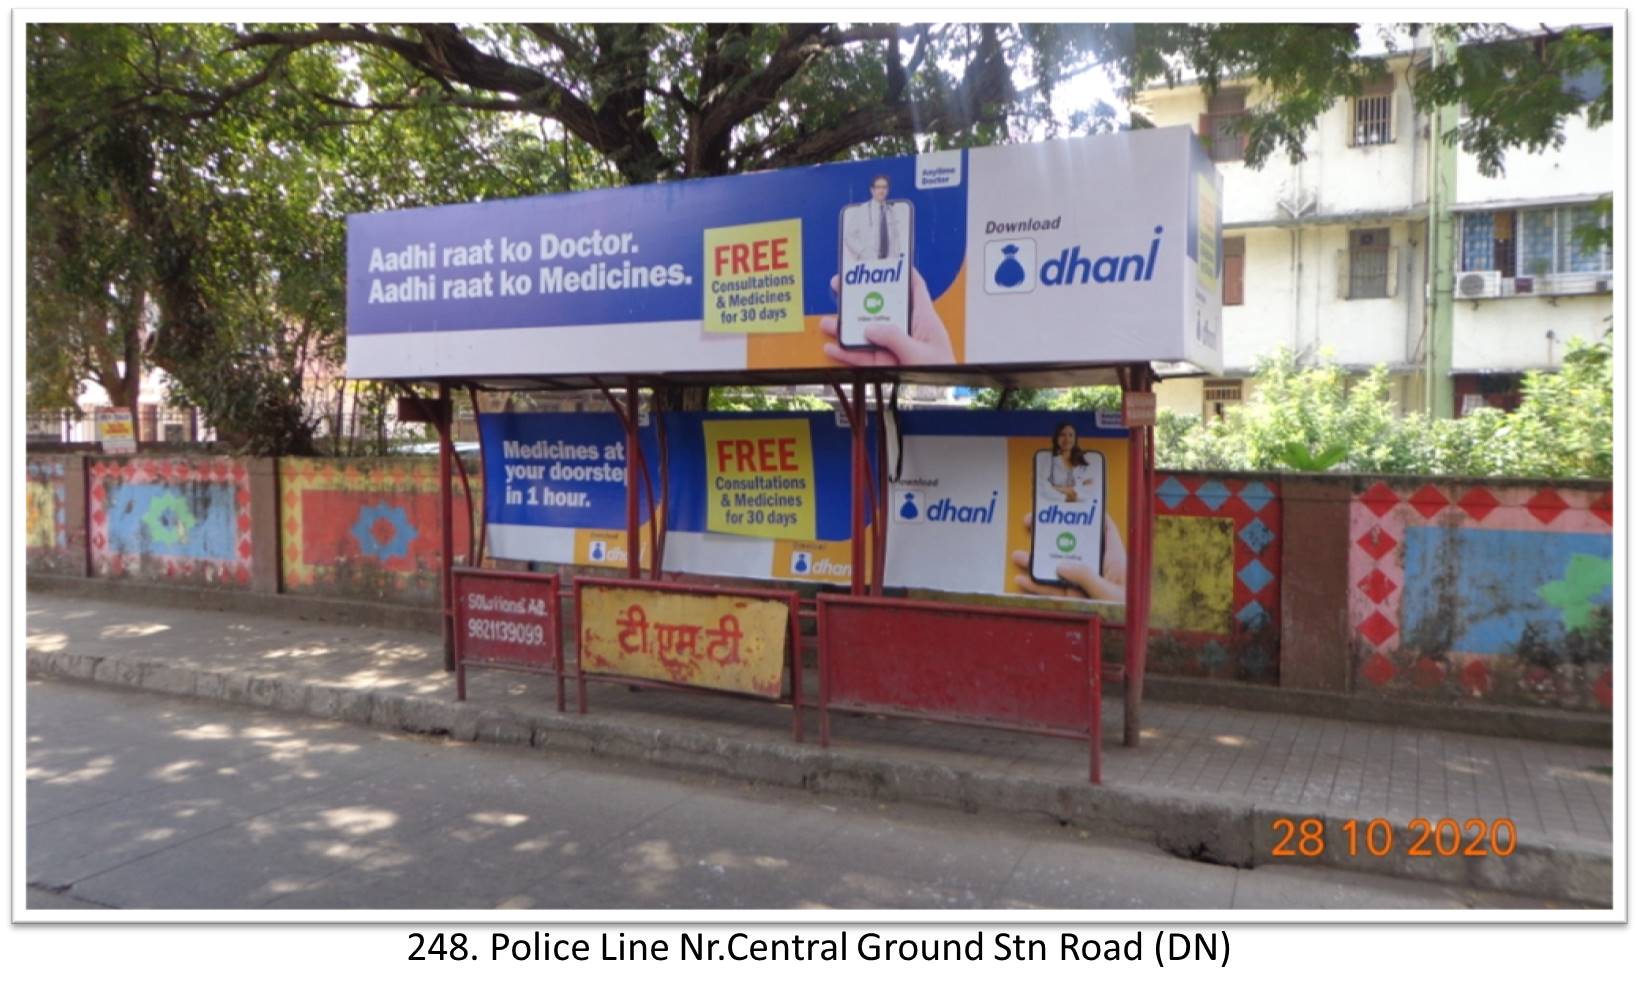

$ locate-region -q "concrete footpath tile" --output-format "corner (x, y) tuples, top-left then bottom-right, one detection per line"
(802, 807), (1035, 900)
(25, 779), (132, 827)
(1229, 864), (1550, 910)
(995, 836), (1238, 910)
(68, 815), (383, 910)
(27, 791), (258, 887)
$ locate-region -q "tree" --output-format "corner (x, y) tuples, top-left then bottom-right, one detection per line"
(27, 24), (580, 453)
(228, 23), (1115, 184)
(29, 22), (1614, 450)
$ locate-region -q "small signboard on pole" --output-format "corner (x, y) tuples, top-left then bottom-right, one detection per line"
(1121, 391), (1157, 428)
(97, 409), (137, 453)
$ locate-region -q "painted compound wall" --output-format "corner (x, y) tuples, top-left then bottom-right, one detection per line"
(26, 455), (81, 575)
(1349, 478), (1613, 710)
(1149, 474), (1282, 683)
(88, 457), (256, 587)
(279, 458), (476, 605)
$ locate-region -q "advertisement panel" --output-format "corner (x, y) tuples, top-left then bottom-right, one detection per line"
(348, 128), (1222, 379)
(480, 409), (1125, 602)
(452, 569), (560, 671)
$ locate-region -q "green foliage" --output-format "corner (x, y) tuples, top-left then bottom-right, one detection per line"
(1156, 340), (1614, 480)
(708, 388), (832, 413)
(970, 385), (1122, 411)
(1411, 24), (1612, 179)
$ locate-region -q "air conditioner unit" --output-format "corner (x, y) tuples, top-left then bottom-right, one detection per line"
(1455, 271), (1502, 299)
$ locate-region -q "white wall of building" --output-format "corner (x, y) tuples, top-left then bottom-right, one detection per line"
(1452, 295), (1613, 372)
(1139, 56), (1425, 225)
(1457, 114), (1615, 206)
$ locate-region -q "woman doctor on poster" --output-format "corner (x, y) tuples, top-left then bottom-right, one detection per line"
(1011, 421), (1127, 601)
(1040, 422), (1095, 504)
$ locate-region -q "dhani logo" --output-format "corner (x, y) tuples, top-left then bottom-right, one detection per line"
(844, 259), (904, 286)
(926, 492), (998, 525)
(801, 557), (851, 579)
(984, 227), (1165, 294)
(1038, 503), (1098, 526)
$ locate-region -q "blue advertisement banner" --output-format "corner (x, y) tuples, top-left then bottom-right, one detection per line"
(477, 407), (1125, 599)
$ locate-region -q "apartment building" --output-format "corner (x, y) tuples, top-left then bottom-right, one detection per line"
(1136, 30), (1614, 419)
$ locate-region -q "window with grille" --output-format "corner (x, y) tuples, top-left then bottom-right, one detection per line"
(1347, 229), (1391, 299)
(1223, 237), (1245, 306)
(1202, 379), (1243, 421)
(1198, 90), (1247, 163)
(1458, 205), (1611, 279)
(1351, 76), (1395, 146)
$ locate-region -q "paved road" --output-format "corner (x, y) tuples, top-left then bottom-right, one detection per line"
(25, 679), (1561, 911)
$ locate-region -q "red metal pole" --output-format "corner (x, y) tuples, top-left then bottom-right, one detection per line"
(1123, 364), (1153, 747)
(1089, 615), (1102, 784)
(871, 382), (889, 596)
(848, 376), (867, 597)
(625, 378), (641, 580)
(438, 381), (455, 673)
(788, 595), (804, 743)
(467, 385), (488, 566)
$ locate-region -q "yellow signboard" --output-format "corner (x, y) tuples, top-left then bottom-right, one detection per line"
(578, 585), (789, 698)
(702, 218), (805, 334)
(98, 410), (136, 454)
(703, 418), (816, 541)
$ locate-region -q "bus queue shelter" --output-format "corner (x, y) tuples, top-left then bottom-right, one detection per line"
(349, 127), (1224, 782)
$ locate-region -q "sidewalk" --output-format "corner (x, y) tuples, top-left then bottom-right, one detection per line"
(24, 591), (1614, 905)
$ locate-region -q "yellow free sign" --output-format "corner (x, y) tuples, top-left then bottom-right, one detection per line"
(702, 218), (805, 333)
(704, 418), (816, 541)
(578, 585), (789, 698)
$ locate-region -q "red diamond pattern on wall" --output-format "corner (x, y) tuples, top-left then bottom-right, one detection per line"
(1459, 659), (1492, 696)
(1411, 657), (1446, 689)
(1356, 527), (1397, 561)
(1525, 488), (1568, 525)
(1590, 491), (1613, 526)
(1456, 487), (1500, 522)
(1359, 482), (1401, 518)
(1357, 611), (1397, 646)
(1362, 654), (1396, 687)
(1408, 484), (1449, 520)
(1358, 569), (1397, 604)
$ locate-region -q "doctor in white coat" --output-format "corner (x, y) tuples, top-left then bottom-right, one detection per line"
(843, 174), (903, 263)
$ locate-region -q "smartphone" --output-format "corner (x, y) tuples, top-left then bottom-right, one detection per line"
(837, 199), (915, 350)
(1030, 448), (1106, 588)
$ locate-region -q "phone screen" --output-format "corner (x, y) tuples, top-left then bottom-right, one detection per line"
(837, 199), (914, 350)
(1030, 448), (1106, 589)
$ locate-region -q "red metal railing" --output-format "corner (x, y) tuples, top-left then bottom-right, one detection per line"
(816, 593), (1106, 783)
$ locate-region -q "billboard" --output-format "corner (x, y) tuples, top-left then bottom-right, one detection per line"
(348, 127), (1223, 379)
(479, 409), (1128, 603)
